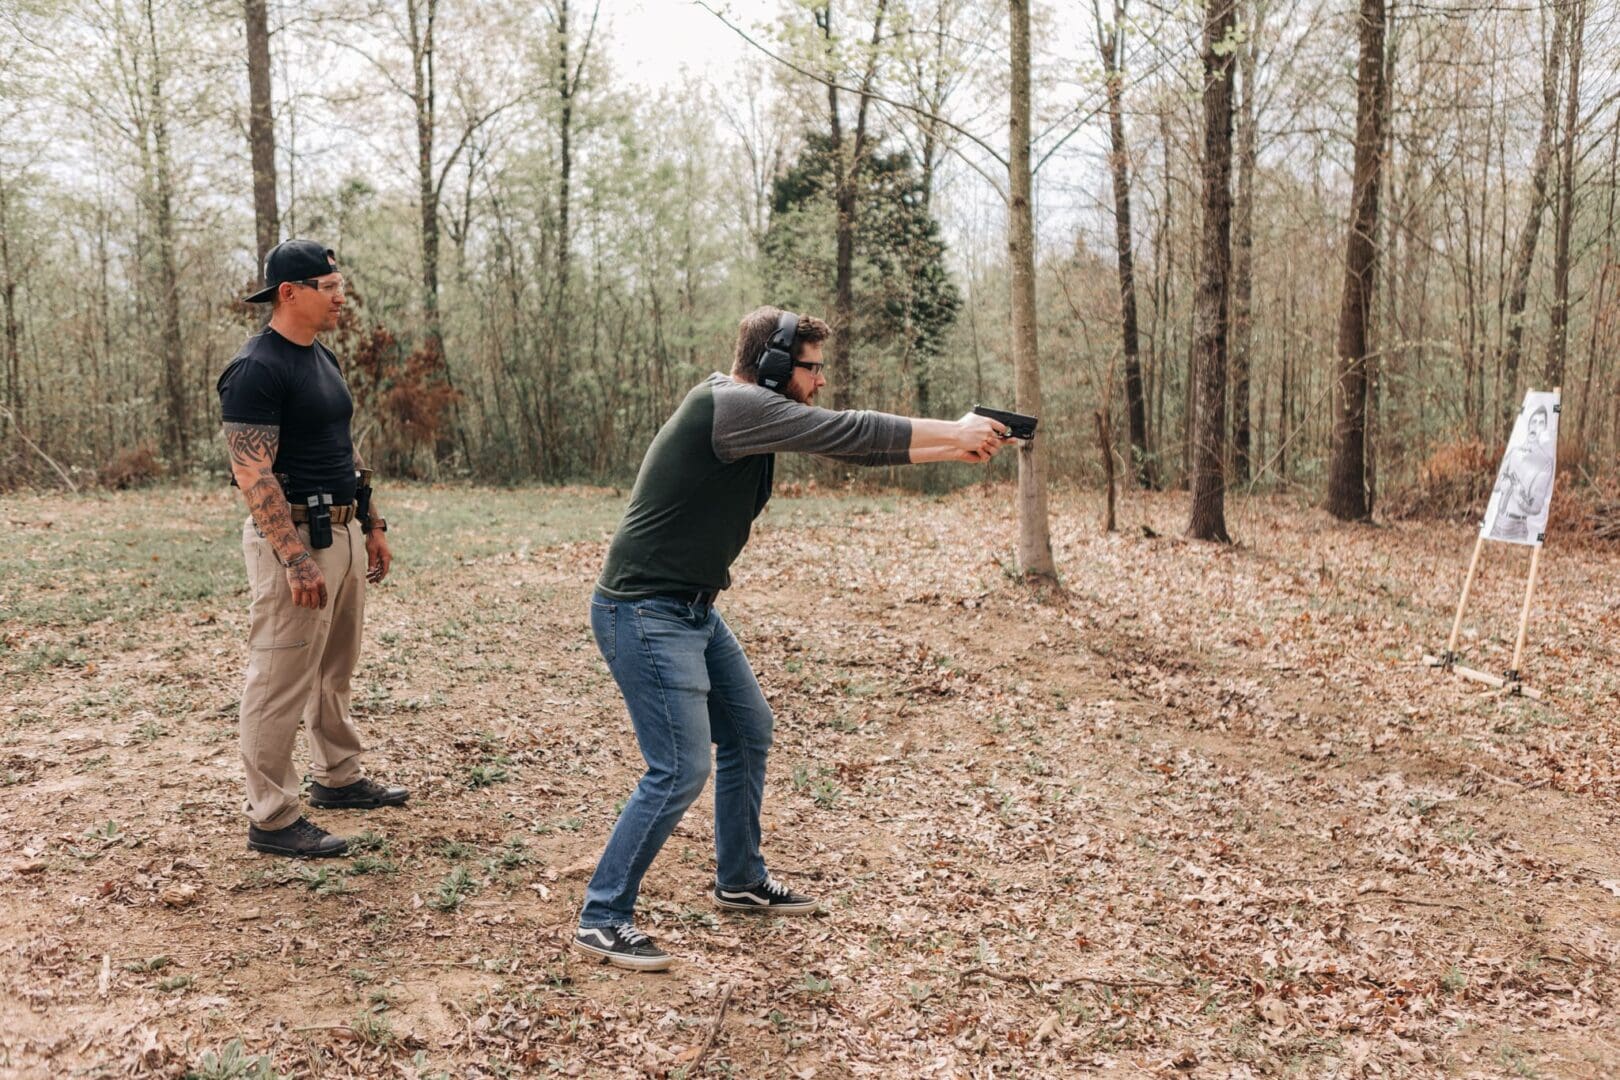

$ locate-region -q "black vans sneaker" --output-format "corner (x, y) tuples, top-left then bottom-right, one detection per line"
(247, 816), (348, 858)
(713, 874), (820, 914)
(308, 777), (409, 810)
(572, 924), (673, 972)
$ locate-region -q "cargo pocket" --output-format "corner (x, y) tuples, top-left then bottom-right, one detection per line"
(246, 543), (311, 651)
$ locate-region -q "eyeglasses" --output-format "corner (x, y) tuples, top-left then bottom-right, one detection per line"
(293, 277), (346, 297)
(793, 360), (824, 376)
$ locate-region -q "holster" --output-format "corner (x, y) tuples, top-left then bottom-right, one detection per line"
(355, 468), (374, 530)
(306, 493), (334, 549)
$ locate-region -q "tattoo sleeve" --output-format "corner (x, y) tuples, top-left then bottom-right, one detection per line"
(224, 422), (306, 565)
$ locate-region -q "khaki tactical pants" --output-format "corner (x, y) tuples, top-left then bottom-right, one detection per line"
(239, 516), (368, 830)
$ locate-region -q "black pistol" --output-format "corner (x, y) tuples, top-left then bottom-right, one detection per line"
(973, 405), (1038, 442)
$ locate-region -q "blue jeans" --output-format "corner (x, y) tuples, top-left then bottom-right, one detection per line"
(580, 592), (774, 928)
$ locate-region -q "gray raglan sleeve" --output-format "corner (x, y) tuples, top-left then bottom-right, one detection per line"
(712, 382), (913, 466)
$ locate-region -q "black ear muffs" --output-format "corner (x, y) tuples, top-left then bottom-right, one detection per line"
(756, 311), (800, 393)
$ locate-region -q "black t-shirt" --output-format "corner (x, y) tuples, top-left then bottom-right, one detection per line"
(217, 327), (357, 504)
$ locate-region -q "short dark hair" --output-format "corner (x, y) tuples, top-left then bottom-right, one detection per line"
(731, 306), (831, 383)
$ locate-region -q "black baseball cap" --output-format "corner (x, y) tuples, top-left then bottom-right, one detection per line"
(243, 239), (339, 303)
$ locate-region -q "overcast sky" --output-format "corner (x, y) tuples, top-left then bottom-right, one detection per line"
(605, 0), (761, 92)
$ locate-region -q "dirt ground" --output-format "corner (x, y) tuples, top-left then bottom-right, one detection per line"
(1, 483), (1617, 1079)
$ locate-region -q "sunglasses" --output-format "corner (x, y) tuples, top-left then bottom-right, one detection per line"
(793, 360), (824, 375)
(293, 277), (347, 296)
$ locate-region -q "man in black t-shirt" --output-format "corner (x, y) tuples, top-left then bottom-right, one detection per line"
(219, 239), (406, 859)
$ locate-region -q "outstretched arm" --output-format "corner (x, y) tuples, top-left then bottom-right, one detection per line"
(225, 422), (326, 609)
(904, 414), (1007, 463)
(714, 384), (1008, 466)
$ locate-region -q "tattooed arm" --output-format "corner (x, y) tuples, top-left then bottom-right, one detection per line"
(225, 422), (327, 609)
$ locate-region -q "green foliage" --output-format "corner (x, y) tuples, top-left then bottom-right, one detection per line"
(185, 1040), (285, 1080)
(466, 761), (511, 788)
(764, 133), (961, 414)
(428, 866), (477, 911)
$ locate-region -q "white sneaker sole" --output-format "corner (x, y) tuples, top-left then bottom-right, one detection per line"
(713, 894), (821, 915)
(570, 938), (674, 972)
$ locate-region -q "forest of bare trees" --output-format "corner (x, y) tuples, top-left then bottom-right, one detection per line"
(2, 0), (1617, 540)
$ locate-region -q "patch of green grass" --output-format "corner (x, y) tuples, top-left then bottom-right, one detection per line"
(435, 839), (475, 860)
(349, 854), (398, 875)
(484, 837), (532, 872)
(797, 973), (832, 995)
(466, 761), (511, 788)
(428, 866), (477, 911)
(811, 779), (843, 807)
(11, 643), (89, 674)
(133, 718), (167, 742)
(296, 867), (350, 895)
(351, 1009), (393, 1047)
(184, 1038), (286, 1080)
(123, 955), (172, 973)
(349, 829), (391, 854)
(674, 906), (718, 929)
(84, 819), (124, 844)
(827, 712), (860, 734)
(1497, 1042), (1540, 1078)
(406, 1052), (450, 1080)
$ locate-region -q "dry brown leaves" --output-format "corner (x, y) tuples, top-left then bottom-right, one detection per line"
(0, 485), (1616, 1078)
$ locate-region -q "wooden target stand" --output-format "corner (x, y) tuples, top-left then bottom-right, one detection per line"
(1423, 386), (1558, 701)
(1423, 535), (1545, 700)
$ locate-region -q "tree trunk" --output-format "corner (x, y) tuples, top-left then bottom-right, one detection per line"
(410, 0), (441, 352)
(1096, 410), (1116, 532)
(1096, 0), (1154, 488)
(1546, 0), (1586, 387)
(146, 0), (187, 466)
(1229, 0), (1259, 486)
(1576, 116), (1618, 447)
(1499, 0), (1567, 424)
(555, 0), (573, 425)
(0, 178), (20, 427)
(1325, 0), (1387, 522)
(1009, 0), (1057, 580)
(821, 1), (886, 414)
(1187, 0), (1237, 542)
(244, 0), (279, 280)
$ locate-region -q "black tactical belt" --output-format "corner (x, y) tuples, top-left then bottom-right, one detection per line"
(291, 503), (357, 525)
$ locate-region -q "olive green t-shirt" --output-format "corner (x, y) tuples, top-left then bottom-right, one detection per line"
(595, 374), (912, 599)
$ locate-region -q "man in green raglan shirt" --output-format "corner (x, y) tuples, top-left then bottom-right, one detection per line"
(572, 306), (1011, 971)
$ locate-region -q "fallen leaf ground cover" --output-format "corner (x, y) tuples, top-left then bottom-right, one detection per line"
(1, 484), (1616, 1078)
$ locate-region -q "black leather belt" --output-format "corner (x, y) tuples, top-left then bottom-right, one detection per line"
(661, 589), (719, 607)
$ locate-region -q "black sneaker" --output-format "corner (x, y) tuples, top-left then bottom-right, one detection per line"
(571, 924), (673, 972)
(713, 874), (820, 914)
(308, 777), (409, 810)
(247, 817), (348, 858)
